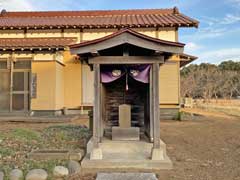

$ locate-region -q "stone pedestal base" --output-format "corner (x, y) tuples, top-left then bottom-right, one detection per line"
(151, 148), (164, 160)
(82, 138), (172, 173)
(112, 127), (140, 141)
(90, 148), (103, 160)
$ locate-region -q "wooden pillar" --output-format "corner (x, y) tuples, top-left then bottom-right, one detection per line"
(93, 63), (101, 148)
(152, 63), (160, 148)
(9, 53), (14, 112)
(149, 66), (153, 142)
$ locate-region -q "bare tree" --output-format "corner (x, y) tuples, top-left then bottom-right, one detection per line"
(180, 62), (240, 100)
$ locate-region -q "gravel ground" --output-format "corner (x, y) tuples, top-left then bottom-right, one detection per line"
(1, 111), (240, 180)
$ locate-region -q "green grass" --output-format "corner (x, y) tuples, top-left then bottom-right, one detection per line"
(1, 125), (90, 179)
(10, 128), (41, 142)
(0, 147), (14, 157)
(0, 125), (90, 180)
(43, 125), (90, 142)
(0, 133), (5, 140)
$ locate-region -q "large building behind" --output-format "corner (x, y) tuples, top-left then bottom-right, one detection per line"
(0, 8), (198, 118)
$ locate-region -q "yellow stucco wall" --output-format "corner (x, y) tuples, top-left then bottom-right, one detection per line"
(158, 27), (178, 42)
(55, 62), (65, 110)
(31, 61), (57, 110)
(0, 30), (25, 38)
(63, 51), (82, 109)
(63, 29), (82, 43)
(159, 61), (180, 105)
(26, 29), (62, 38)
(31, 60), (65, 110)
(82, 29), (117, 41)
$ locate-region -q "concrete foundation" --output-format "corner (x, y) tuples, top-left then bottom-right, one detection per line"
(81, 138), (172, 173)
(160, 108), (180, 120)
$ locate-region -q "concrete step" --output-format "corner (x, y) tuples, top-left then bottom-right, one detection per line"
(96, 173), (158, 180)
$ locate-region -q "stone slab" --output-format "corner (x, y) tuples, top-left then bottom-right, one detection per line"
(119, 104), (131, 128)
(28, 149), (83, 161)
(112, 127), (140, 141)
(96, 173), (157, 180)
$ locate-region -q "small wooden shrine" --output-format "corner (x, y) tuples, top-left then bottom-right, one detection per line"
(70, 28), (185, 171)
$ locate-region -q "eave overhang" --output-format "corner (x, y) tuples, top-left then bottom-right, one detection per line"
(179, 53), (198, 67)
(0, 37), (76, 52)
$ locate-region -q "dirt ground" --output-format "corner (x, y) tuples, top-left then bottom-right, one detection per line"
(1, 110), (240, 180)
(160, 110), (240, 180)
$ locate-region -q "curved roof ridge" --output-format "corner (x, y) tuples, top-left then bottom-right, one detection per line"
(70, 28), (185, 49)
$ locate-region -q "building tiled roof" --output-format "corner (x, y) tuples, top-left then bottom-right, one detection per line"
(0, 7), (199, 30)
(0, 37), (77, 50)
(70, 28), (185, 49)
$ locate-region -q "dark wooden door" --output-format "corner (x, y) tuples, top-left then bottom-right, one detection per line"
(12, 60), (31, 112)
(104, 76), (148, 129)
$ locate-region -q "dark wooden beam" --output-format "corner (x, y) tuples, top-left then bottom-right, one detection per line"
(154, 51), (164, 56)
(123, 44), (129, 56)
(88, 56), (164, 64)
(91, 51), (99, 57)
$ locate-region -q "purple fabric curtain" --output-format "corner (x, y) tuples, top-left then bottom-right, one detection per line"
(101, 65), (151, 84)
(101, 70), (125, 83)
(101, 65), (125, 83)
(129, 65), (151, 83)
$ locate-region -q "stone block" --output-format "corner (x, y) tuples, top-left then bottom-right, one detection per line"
(112, 127), (140, 141)
(53, 166), (69, 178)
(68, 160), (81, 175)
(96, 173), (158, 180)
(119, 104), (131, 128)
(10, 169), (23, 180)
(25, 169), (48, 180)
(69, 152), (82, 161)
